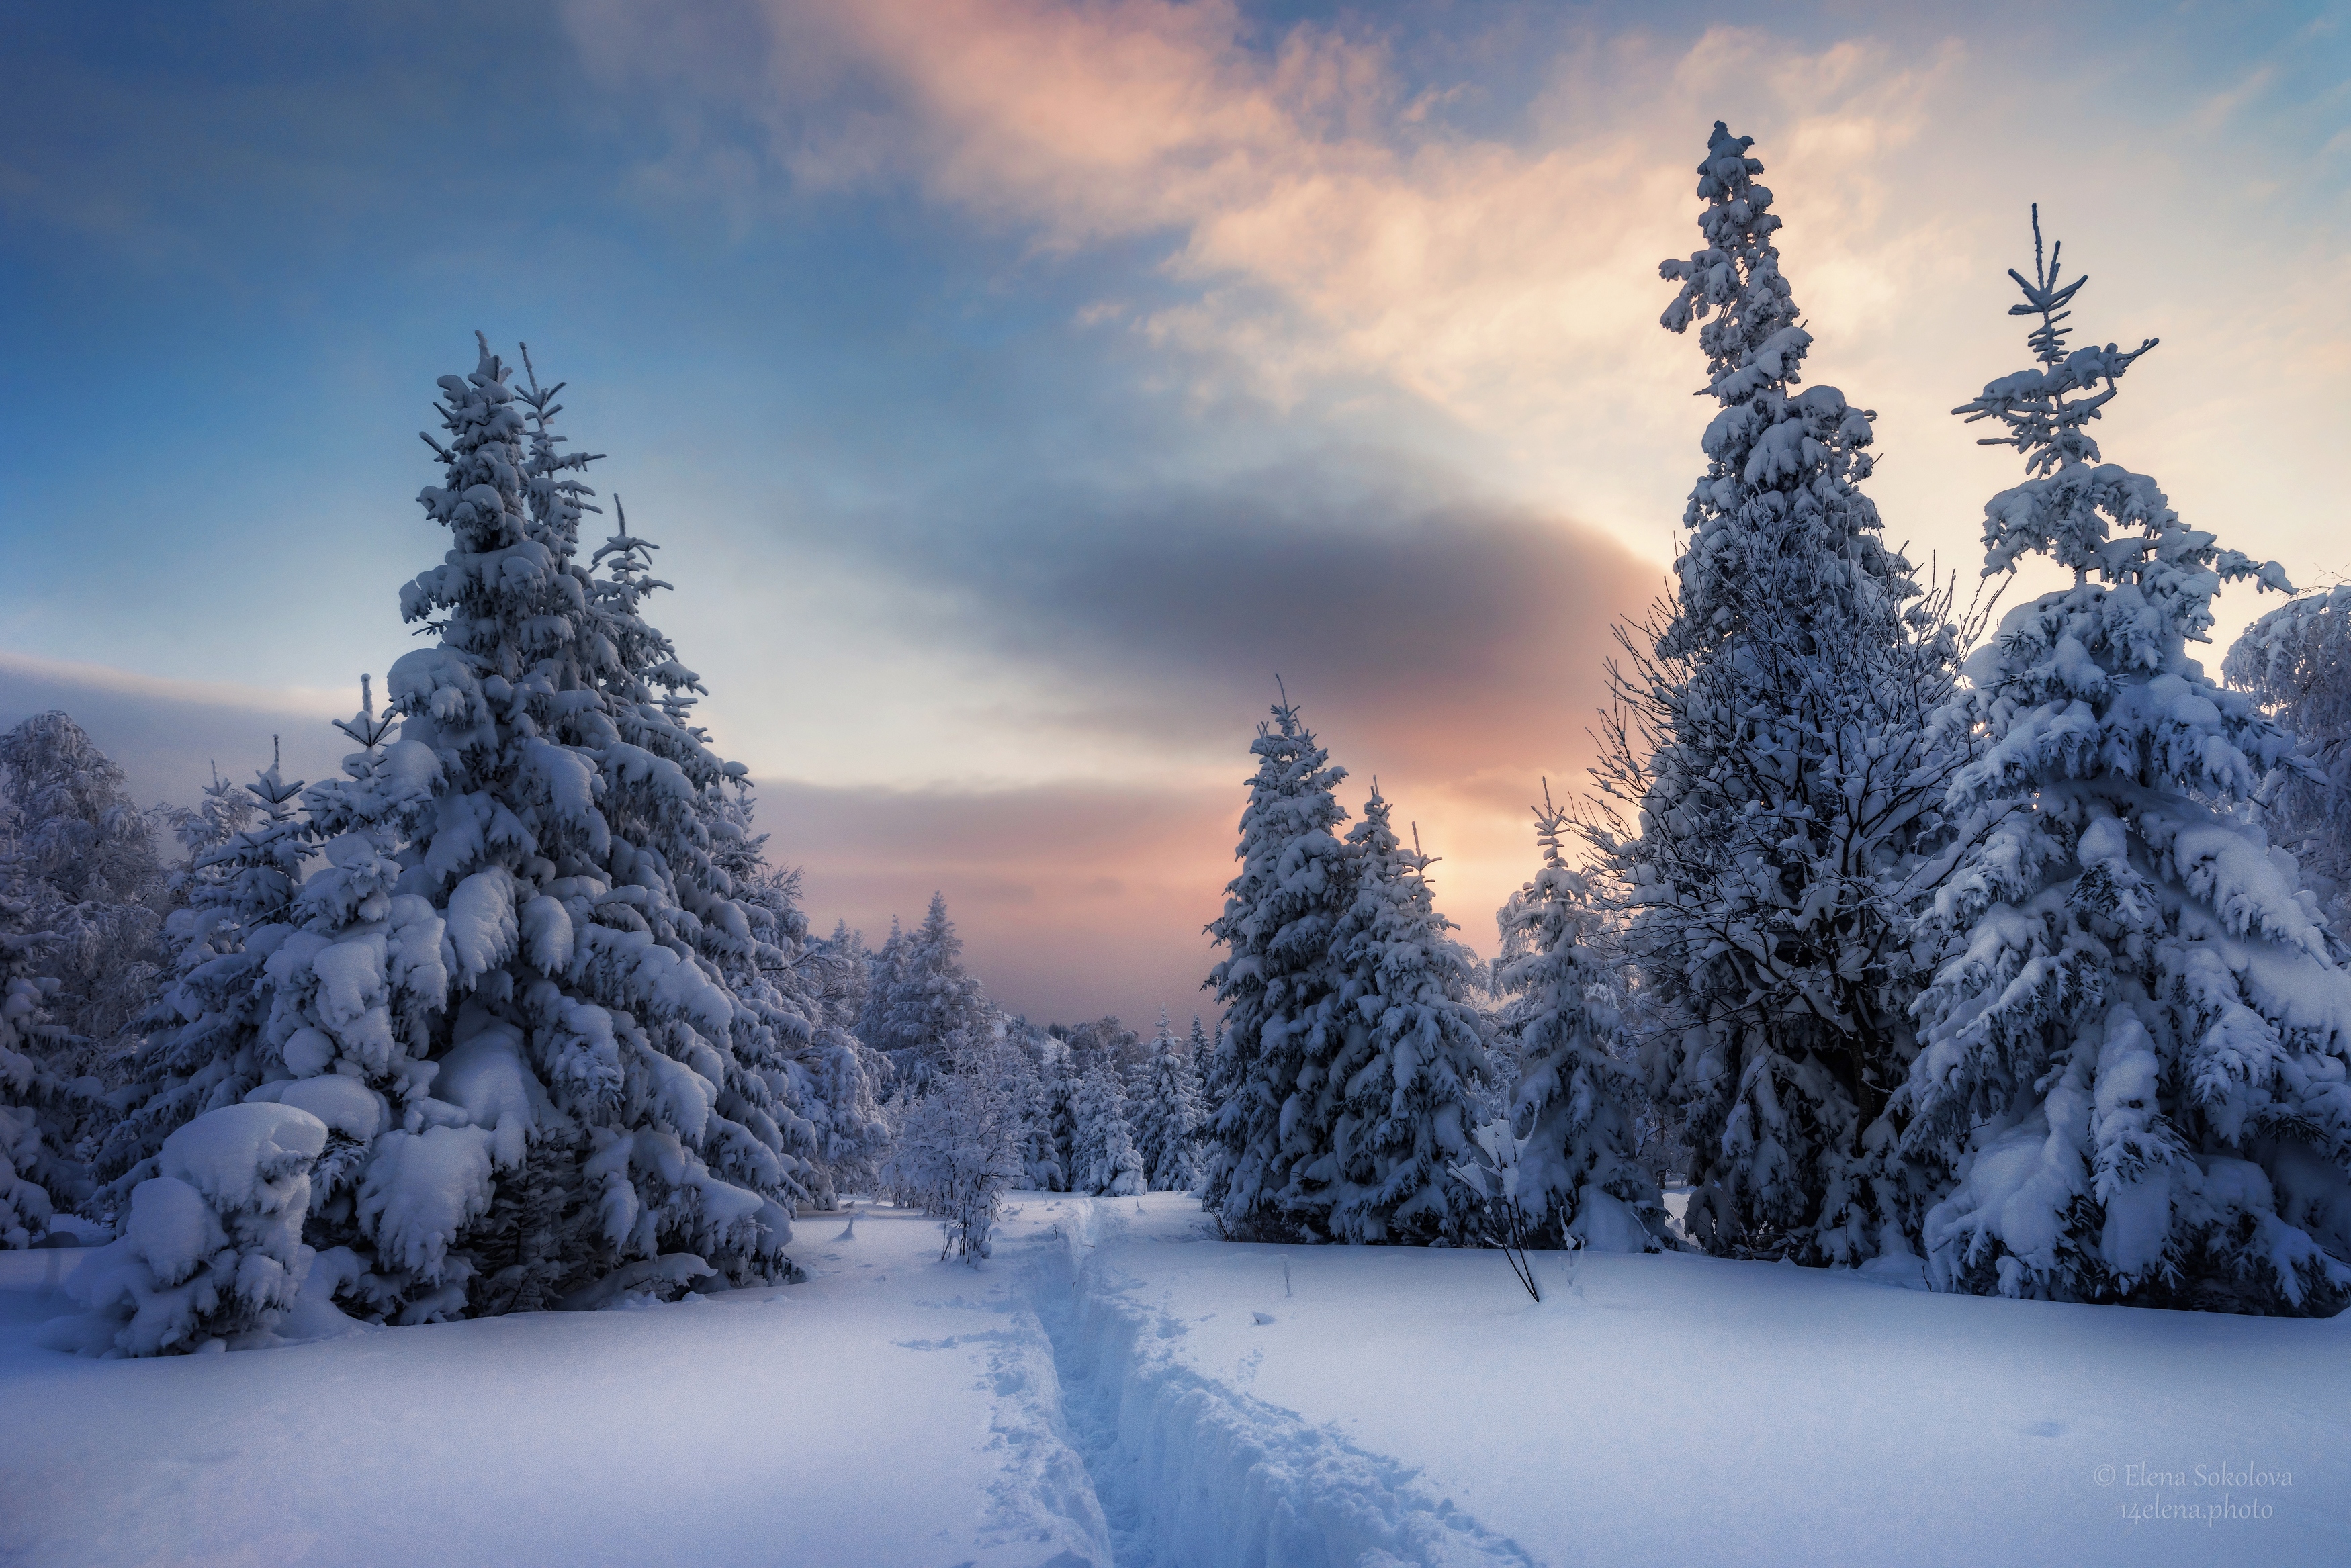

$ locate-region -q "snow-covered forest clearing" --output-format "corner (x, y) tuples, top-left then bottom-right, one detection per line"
(5, 1193), (2343, 1565)
(5, 47), (2351, 1568)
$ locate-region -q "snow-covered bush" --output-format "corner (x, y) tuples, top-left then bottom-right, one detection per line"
(1495, 792), (1666, 1253)
(1202, 700), (1353, 1241)
(1899, 212), (2351, 1315)
(1321, 788), (1491, 1244)
(1590, 122), (1971, 1265)
(2225, 585), (2351, 923)
(59, 1101), (328, 1355)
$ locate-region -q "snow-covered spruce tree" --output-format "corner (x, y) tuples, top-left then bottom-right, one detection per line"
(1071, 1052), (1146, 1196)
(0, 711), (174, 1084)
(1591, 121), (1971, 1264)
(2227, 586), (2351, 924)
(112, 340), (812, 1322)
(162, 763), (262, 898)
(858, 916), (903, 1072)
(1130, 1011), (1205, 1192)
(1899, 213), (2351, 1314)
(1497, 791), (1667, 1252)
(1318, 787), (1491, 1243)
(1202, 700), (1352, 1240)
(776, 915), (891, 1198)
(1030, 1031), (1081, 1193)
(707, 813), (887, 1211)
(366, 340), (811, 1311)
(1000, 1017), (1067, 1191)
(1, 911), (78, 1246)
(860, 894), (990, 1095)
(95, 746), (313, 1204)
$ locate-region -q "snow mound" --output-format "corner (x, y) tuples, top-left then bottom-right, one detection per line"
(50, 1103), (328, 1356)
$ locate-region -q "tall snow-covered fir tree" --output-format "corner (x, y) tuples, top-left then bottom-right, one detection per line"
(1, 907), (77, 1246)
(861, 894), (989, 1095)
(1592, 121), (1971, 1264)
(1899, 213), (2351, 1315)
(1318, 788), (1490, 1244)
(103, 338), (816, 1321)
(1202, 700), (1352, 1240)
(1128, 1011), (1204, 1193)
(2226, 586), (2351, 925)
(1497, 791), (1666, 1252)
(1071, 1052), (1146, 1196)
(858, 915), (903, 1067)
(997, 1017), (1067, 1192)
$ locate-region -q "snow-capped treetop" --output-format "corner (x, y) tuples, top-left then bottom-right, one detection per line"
(0, 712), (161, 909)
(1654, 122), (1913, 656)
(1954, 207), (2289, 594)
(1209, 702), (1349, 986)
(1658, 122), (1803, 398)
(863, 893), (990, 1092)
(1955, 205), (2156, 488)
(1939, 216), (2293, 822)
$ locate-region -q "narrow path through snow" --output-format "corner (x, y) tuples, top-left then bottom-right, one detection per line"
(1014, 1198), (1536, 1568)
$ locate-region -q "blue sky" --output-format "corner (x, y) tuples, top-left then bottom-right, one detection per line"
(4, 0), (2346, 1023)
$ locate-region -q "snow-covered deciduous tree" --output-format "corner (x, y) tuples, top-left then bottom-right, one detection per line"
(1202, 700), (1352, 1240)
(0, 711), (174, 1082)
(2227, 586), (2351, 924)
(58, 1101), (328, 1355)
(887, 1043), (1018, 1263)
(1129, 1011), (1204, 1192)
(1496, 791), (1666, 1252)
(1592, 122), (1972, 1265)
(1071, 1052), (1146, 1196)
(1900, 212), (2351, 1315)
(1321, 788), (1491, 1244)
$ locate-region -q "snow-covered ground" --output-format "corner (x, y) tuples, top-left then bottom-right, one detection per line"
(5, 1193), (2346, 1567)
